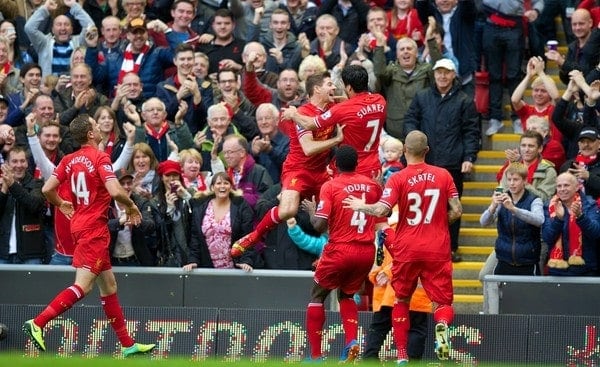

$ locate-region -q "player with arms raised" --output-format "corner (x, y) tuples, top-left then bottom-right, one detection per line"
(23, 115), (155, 357)
(303, 145), (385, 363)
(282, 64), (386, 179)
(344, 131), (462, 365)
(230, 73), (343, 257)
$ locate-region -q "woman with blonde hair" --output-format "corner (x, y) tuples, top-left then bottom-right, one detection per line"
(183, 172), (258, 272)
(178, 147), (225, 196)
(298, 55), (327, 95)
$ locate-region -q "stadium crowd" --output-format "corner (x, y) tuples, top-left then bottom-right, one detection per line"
(0, 0), (599, 284)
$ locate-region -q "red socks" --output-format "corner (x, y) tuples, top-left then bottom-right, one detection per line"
(101, 293), (134, 348)
(306, 303), (325, 359)
(391, 301), (410, 361)
(34, 284), (84, 328)
(338, 298), (358, 344)
(254, 207), (281, 237)
(434, 304), (454, 326)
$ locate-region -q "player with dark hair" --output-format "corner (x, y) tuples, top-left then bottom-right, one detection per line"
(344, 131), (463, 365)
(23, 115), (155, 357)
(230, 72), (343, 257)
(282, 64), (386, 179)
(302, 145), (384, 363)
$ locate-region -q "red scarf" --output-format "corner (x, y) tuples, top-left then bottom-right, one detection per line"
(575, 153), (597, 167)
(104, 131), (116, 157)
(547, 193), (585, 269)
(145, 121), (169, 140)
(118, 42), (150, 84)
(526, 158), (540, 184)
(1, 61), (10, 74)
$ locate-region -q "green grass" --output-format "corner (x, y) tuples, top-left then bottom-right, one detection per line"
(0, 354), (567, 366)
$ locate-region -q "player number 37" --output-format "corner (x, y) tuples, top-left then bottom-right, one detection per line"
(407, 189), (440, 225)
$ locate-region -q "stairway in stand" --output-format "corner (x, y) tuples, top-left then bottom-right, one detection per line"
(453, 42), (566, 314)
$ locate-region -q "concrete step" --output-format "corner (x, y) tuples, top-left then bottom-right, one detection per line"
(470, 164), (502, 182)
(474, 150), (506, 165)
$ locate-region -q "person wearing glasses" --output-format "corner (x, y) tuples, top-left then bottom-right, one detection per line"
(128, 97), (194, 162)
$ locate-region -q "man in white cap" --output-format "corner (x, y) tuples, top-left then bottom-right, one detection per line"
(404, 58), (480, 263)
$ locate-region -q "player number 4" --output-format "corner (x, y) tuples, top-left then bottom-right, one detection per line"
(350, 210), (367, 233)
(70, 171), (90, 205)
(407, 189), (440, 226)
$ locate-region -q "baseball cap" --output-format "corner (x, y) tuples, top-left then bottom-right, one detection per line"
(127, 17), (147, 32)
(433, 58), (456, 71)
(578, 127), (599, 141)
(115, 168), (134, 181)
(157, 160), (182, 176)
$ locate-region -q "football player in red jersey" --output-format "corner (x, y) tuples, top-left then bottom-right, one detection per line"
(230, 72), (344, 257)
(344, 131), (463, 364)
(23, 115), (155, 357)
(282, 64), (386, 179)
(304, 145), (385, 363)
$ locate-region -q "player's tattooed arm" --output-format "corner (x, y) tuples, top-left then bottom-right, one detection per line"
(342, 195), (390, 217)
(447, 197), (463, 224)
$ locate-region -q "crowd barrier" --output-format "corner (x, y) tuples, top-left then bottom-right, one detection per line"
(0, 266), (598, 364)
(482, 275), (600, 315)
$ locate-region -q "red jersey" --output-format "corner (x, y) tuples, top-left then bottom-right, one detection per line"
(517, 104), (563, 143)
(314, 92), (386, 177)
(53, 146), (116, 233)
(283, 102), (336, 172)
(315, 172), (382, 245)
(380, 162), (458, 261)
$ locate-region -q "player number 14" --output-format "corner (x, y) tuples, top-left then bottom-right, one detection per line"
(70, 171), (90, 205)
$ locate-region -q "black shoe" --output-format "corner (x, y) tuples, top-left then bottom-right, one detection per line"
(451, 252), (462, 263)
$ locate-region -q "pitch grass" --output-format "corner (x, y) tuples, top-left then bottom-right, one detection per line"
(0, 354), (567, 367)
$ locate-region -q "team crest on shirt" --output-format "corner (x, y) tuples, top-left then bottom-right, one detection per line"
(103, 164), (112, 172)
(382, 188), (391, 198)
(317, 200), (324, 211)
(321, 111), (332, 120)
(290, 178), (298, 187)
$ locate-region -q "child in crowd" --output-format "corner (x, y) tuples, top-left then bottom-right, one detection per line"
(381, 137), (405, 183)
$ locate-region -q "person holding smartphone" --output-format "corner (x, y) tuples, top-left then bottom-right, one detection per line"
(480, 163), (545, 275)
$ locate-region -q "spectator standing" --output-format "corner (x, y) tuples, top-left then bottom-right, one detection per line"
(156, 43), (206, 135)
(183, 172), (257, 272)
(222, 134), (273, 210)
(279, 0), (318, 40)
(404, 58), (480, 262)
(416, 0), (477, 98)
(480, 163), (545, 275)
(196, 9), (245, 76)
(94, 16), (128, 96)
(6, 63), (42, 127)
(24, 0), (95, 77)
(542, 172), (600, 276)
(308, 14), (355, 70)
(108, 168), (156, 267)
(482, 0), (544, 136)
(251, 103), (290, 184)
(344, 130), (463, 365)
(318, 0), (369, 49)
(511, 56), (561, 136)
(0, 146), (45, 264)
(560, 127), (600, 200)
(214, 69), (260, 141)
(526, 116), (566, 170)
(84, 17), (176, 99)
(547, 9), (600, 85)
(372, 27), (441, 140)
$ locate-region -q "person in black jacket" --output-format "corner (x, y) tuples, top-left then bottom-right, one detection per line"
(108, 168), (156, 266)
(0, 146), (45, 264)
(183, 172), (258, 271)
(404, 58), (480, 262)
